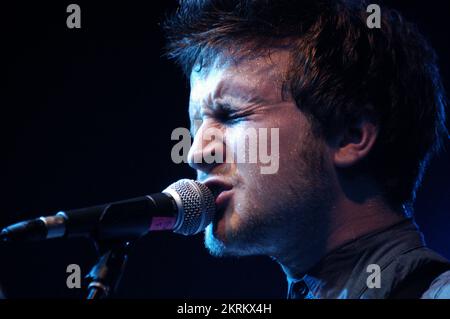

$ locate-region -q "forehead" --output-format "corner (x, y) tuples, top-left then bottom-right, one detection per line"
(189, 49), (291, 106)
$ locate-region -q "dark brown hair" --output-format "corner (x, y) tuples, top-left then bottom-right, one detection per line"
(164, 0), (448, 210)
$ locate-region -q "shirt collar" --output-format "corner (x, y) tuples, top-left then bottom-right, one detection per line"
(288, 218), (426, 299)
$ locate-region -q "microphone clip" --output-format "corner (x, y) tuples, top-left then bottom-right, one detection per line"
(85, 239), (134, 299)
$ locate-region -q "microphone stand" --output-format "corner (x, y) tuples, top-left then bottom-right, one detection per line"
(85, 240), (133, 299)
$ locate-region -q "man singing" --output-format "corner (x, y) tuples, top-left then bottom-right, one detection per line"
(164, 0), (450, 298)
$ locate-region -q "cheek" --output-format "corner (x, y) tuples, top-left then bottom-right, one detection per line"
(224, 124), (267, 175)
(277, 112), (313, 163)
(224, 120), (296, 166)
(223, 108), (310, 179)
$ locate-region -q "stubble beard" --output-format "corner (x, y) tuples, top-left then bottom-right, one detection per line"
(204, 133), (334, 260)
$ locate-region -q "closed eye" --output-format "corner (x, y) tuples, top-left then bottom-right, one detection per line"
(189, 102), (251, 136)
(213, 103), (249, 124)
(216, 111), (241, 123)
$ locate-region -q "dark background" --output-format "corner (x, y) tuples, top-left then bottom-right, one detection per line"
(1, 1), (449, 298)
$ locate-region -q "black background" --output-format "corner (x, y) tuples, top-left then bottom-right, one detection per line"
(1, 1), (449, 298)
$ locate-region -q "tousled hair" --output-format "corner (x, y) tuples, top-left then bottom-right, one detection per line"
(164, 0), (448, 210)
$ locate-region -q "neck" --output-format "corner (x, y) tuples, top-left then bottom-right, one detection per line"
(277, 195), (406, 281)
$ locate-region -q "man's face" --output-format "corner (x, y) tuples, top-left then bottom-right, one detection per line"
(188, 50), (334, 259)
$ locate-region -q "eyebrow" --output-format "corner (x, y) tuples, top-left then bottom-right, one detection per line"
(188, 73), (276, 135)
(190, 89), (268, 115)
(188, 94), (268, 138)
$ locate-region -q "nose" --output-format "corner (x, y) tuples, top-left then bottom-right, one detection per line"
(187, 120), (228, 174)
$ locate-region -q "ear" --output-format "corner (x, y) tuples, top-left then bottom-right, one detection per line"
(333, 119), (379, 168)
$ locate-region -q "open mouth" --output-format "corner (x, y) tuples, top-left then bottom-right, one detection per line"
(202, 177), (234, 222)
(215, 189), (234, 208)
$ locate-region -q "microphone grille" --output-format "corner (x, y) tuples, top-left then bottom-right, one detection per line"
(163, 179), (215, 236)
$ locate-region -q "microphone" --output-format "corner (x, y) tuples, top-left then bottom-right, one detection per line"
(0, 179), (215, 242)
